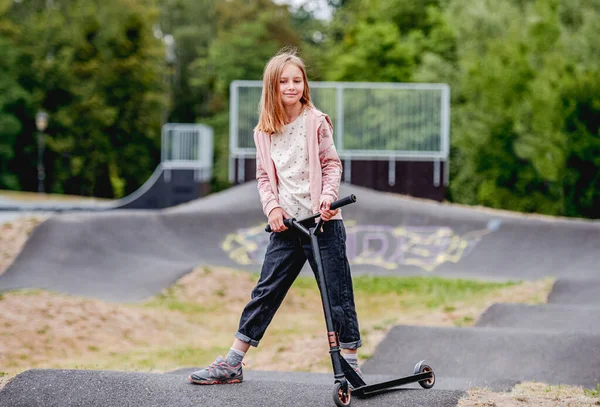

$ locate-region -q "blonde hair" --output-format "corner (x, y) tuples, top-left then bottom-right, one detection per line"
(255, 48), (314, 135)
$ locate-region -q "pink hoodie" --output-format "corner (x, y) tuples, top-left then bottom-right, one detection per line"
(254, 107), (343, 220)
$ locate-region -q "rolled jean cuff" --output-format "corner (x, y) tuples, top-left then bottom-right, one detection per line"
(235, 331), (260, 348)
(340, 339), (362, 350)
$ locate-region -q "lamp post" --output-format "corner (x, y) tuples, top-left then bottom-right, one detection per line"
(161, 33), (176, 127)
(35, 110), (49, 193)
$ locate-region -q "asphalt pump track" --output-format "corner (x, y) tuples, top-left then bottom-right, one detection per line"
(1, 183), (599, 406)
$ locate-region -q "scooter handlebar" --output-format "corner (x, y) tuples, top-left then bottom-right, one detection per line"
(264, 194), (357, 233)
(265, 218), (294, 233)
(330, 194), (356, 210)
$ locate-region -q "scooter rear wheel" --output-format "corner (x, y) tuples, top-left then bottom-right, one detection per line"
(333, 382), (352, 406)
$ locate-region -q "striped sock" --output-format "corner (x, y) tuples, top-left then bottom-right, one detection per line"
(343, 353), (358, 369)
(225, 347), (246, 366)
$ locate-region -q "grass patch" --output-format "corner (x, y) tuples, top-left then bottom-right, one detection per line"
(454, 315), (475, 327)
(460, 382), (600, 406)
(352, 275), (518, 308)
(292, 274), (520, 316)
(585, 383), (600, 398)
(292, 274), (517, 305)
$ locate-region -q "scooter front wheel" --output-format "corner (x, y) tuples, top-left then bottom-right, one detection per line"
(414, 362), (435, 389)
(333, 382), (352, 406)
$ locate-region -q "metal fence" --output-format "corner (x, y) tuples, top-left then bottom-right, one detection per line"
(161, 123), (213, 182)
(229, 81), (450, 187)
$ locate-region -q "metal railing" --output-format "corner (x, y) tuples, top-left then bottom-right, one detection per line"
(229, 81), (450, 187)
(161, 123), (213, 182)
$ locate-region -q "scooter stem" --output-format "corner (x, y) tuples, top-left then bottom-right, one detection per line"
(309, 230), (345, 380)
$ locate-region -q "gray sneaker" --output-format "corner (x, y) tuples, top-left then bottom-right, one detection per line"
(188, 356), (243, 385)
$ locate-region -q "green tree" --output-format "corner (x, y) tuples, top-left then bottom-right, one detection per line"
(157, 0), (216, 122)
(415, 0), (600, 217)
(6, 0), (167, 197)
(189, 0), (301, 189)
(0, 0), (29, 189)
(323, 0), (447, 82)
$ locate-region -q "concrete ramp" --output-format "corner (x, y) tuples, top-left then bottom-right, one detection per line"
(0, 211), (201, 301)
(475, 303), (600, 333)
(170, 368), (517, 392)
(0, 184), (264, 301)
(0, 369), (465, 407)
(547, 279), (600, 306)
(0, 166), (208, 212)
(3, 183), (600, 404)
(2, 183), (600, 302)
(361, 325), (600, 389)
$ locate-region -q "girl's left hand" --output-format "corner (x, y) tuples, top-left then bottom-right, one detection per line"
(319, 200), (339, 221)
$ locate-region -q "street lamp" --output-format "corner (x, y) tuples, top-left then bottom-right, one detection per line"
(163, 34), (176, 66)
(162, 34), (176, 127)
(35, 110), (49, 193)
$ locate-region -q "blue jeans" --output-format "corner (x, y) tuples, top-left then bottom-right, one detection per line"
(235, 220), (362, 349)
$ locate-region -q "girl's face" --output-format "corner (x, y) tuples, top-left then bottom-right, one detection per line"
(279, 63), (304, 108)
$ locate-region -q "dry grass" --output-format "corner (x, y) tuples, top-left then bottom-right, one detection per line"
(0, 289), (202, 371)
(460, 382), (600, 406)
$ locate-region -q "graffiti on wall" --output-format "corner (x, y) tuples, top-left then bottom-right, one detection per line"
(221, 219), (501, 272)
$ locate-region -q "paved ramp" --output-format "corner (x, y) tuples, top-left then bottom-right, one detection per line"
(0, 185), (264, 301)
(475, 303), (600, 333)
(547, 279), (600, 306)
(2, 183), (600, 406)
(0, 165), (207, 212)
(359, 277), (600, 393)
(169, 368), (517, 392)
(0, 369), (465, 407)
(362, 325), (600, 389)
(2, 183), (600, 302)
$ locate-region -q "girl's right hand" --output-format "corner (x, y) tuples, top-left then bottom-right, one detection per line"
(268, 207), (290, 232)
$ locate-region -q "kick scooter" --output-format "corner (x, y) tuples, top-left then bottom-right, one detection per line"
(266, 194), (435, 406)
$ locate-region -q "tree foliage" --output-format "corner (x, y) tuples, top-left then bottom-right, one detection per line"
(187, 0), (301, 189)
(2, 0), (166, 197)
(1, 0), (600, 218)
(417, 0), (600, 216)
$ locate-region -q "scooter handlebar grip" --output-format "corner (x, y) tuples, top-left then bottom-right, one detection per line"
(265, 218), (294, 233)
(330, 194), (357, 210)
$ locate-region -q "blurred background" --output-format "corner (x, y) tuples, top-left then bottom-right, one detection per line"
(1, 0), (599, 218)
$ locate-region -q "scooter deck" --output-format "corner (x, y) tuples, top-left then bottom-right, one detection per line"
(340, 354), (433, 397)
(351, 371), (434, 397)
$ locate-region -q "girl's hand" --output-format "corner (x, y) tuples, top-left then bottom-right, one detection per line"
(319, 200), (339, 221)
(268, 207), (290, 232)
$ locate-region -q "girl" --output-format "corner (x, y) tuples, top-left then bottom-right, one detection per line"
(189, 48), (362, 385)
